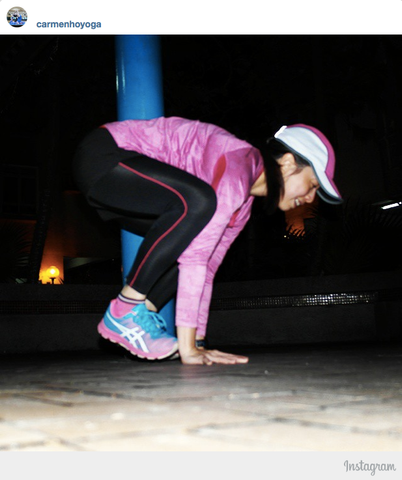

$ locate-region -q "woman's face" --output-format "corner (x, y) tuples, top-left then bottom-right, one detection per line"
(277, 153), (320, 211)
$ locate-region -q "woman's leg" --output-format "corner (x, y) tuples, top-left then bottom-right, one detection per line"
(74, 131), (217, 359)
(88, 155), (217, 302)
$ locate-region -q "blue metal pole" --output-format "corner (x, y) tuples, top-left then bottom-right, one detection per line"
(115, 35), (176, 335)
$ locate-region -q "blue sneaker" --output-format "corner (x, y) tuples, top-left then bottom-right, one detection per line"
(98, 301), (178, 360)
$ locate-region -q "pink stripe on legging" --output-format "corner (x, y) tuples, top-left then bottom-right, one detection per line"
(118, 162), (189, 287)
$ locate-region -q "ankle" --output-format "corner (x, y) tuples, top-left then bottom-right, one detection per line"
(118, 293), (145, 305)
(121, 285), (146, 302)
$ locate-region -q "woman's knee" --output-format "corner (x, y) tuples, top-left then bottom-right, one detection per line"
(184, 181), (217, 221)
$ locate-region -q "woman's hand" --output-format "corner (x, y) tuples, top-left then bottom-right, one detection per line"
(177, 326), (249, 365)
(180, 347), (249, 365)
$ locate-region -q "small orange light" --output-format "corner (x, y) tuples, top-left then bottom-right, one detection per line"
(46, 266), (60, 284)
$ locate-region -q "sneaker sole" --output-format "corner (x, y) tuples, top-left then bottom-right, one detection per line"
(98, 319), (178, 361)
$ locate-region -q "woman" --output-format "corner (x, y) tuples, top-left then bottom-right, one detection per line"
(73, 117), (342, 365)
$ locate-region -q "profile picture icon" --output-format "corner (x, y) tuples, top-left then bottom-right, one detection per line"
(7, 7), (27, 27)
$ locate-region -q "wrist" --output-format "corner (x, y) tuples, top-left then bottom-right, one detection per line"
(177, 326), (197, 355)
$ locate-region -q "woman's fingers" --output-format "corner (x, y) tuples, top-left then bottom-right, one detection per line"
(204, 349), (249, 364)
(180, 348), (249, 365)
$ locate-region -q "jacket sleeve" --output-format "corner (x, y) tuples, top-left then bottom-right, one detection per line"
(174, 147), (257, 336)
(195, 201), (253, 337)
(175, 198), (253, 337)
(174, 208), (230, 332)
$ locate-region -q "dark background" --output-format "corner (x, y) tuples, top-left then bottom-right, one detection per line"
(1, 35), (402, 284)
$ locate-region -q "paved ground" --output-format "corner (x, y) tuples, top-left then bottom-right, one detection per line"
(1, 342), (402, 452)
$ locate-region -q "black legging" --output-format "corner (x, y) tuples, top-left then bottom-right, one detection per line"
(73, 128), (217, 310)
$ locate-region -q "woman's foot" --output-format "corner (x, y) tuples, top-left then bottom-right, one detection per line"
(98, 300), (178, 360)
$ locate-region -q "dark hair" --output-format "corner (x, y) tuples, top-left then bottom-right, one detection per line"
(261, 138), (309, 215)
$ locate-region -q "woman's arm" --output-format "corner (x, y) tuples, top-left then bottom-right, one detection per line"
(176, 203), (253, 365)
(196, 200), (253, 337)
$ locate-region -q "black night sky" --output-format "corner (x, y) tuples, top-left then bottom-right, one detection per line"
(2, 35), (402, 194)
(1, 35), (402, 283)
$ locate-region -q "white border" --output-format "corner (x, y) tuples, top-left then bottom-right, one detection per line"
(1, 0), (402, 34)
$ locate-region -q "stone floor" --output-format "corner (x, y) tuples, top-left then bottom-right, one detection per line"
(1, 341), (402, 453)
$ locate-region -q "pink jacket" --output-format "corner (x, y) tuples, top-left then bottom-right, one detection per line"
(104, 117), (264, 337)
